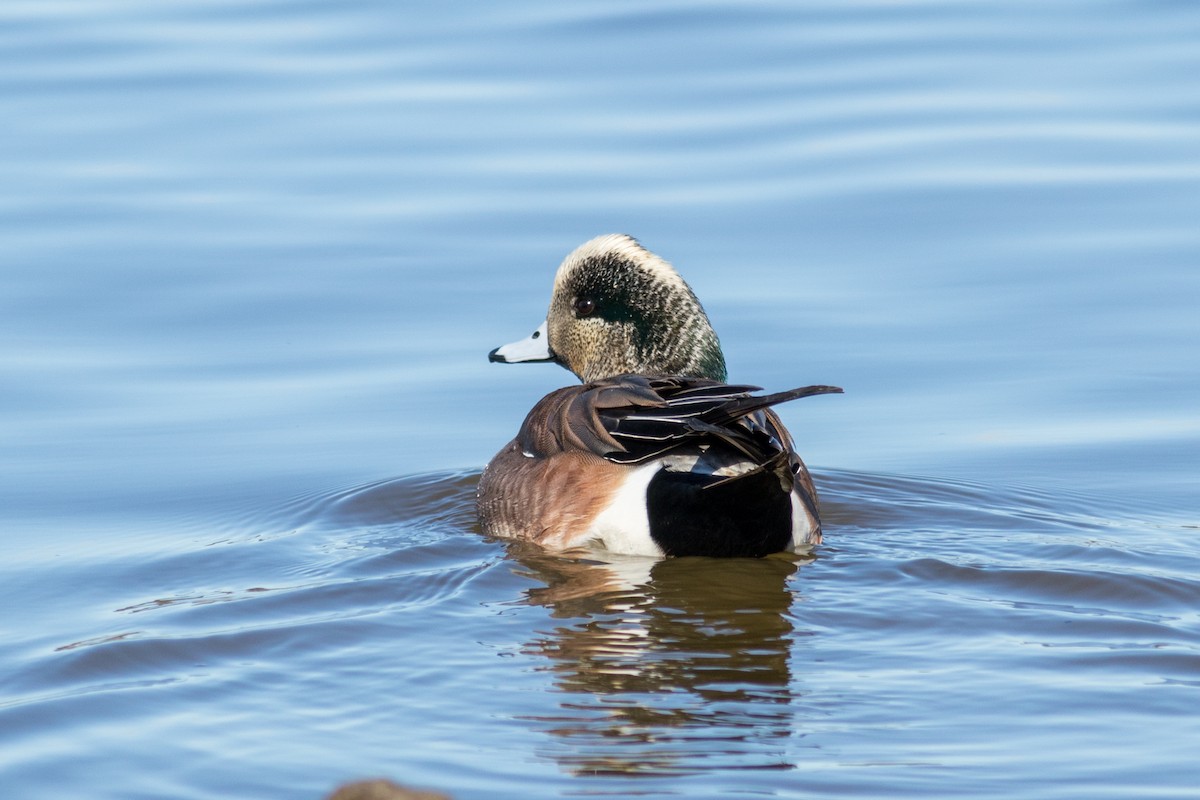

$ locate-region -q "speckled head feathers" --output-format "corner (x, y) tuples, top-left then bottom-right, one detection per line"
(544, 234), (727, 382)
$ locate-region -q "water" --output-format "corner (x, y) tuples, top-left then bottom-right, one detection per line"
(2, 1), (1198, 797)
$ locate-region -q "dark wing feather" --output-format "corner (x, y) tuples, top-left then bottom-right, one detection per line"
(514, 374), (841, 466)
(602, 378), (842, 465)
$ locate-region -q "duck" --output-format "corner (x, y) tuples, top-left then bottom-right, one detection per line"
(477, 234), (841, 558)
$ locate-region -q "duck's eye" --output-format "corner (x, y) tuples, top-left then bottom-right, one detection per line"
(572, 297), (596, 318)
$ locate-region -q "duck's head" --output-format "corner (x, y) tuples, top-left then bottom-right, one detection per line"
(489, 234), (727, 383)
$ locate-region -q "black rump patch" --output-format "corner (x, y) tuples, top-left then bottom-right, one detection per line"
(646, 467), (792, 558)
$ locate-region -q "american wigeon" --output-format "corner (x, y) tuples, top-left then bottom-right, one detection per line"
(477, 234), (840, 558)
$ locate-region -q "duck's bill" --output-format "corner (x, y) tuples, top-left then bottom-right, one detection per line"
(488, 320), (556, 364)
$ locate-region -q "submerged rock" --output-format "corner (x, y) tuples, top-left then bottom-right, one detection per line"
(326, 778), (450, 800)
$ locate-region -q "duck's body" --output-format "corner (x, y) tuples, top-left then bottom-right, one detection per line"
(478, 375), (837, 557)
(478, 234), (839, 558)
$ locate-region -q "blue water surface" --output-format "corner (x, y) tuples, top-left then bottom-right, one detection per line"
(1, 2), (1198, 798)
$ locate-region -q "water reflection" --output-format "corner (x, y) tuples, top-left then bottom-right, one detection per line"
(507, 544), (817, 777)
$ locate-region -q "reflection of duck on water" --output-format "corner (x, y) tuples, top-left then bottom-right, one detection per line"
(479, 235), (840, 558)
(508, 543), (815, 776)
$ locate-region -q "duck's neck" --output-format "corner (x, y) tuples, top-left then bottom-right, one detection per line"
(624, 316), (727, 382)
(675, 324), (727, 381)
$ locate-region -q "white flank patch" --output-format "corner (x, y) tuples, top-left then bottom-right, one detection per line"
(789, 490), (816, 550)
(585, 461), (664, 557)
